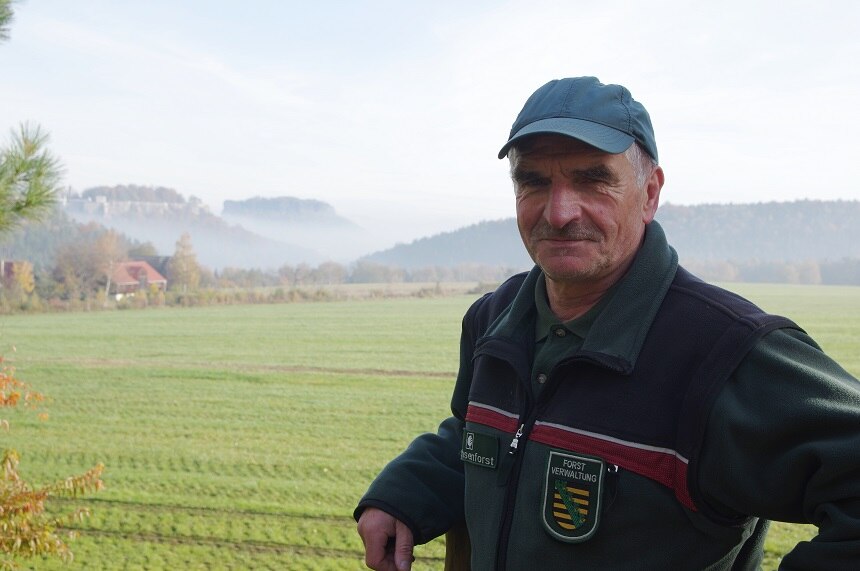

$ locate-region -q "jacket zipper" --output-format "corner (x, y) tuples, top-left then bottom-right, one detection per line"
(493, 363), (542, 571)
(494, 414), (533, 571)
(492, 357), (594, 570)
(475, 333), (611, 569)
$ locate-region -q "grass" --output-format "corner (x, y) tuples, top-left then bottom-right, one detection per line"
(2, 298), (470, 571)
(0, 283), (856, 569)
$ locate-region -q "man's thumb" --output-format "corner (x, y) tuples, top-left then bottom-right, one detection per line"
(394, 521), (414, 571)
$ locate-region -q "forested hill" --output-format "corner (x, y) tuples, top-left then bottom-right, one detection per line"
(365, 219), (531, 269)
(656, 200), (860, 261)
(364, 200), (860, 269)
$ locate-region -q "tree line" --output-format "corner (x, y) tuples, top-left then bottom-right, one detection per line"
(0, 218), (521, 313)
(680, 257), (860, 286)
(4, 216), (860, 315)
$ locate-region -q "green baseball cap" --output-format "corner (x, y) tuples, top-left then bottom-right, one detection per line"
(497, 76), (658, 162)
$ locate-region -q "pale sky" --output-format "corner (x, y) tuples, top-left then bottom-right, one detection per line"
(1, 0), (858, 247)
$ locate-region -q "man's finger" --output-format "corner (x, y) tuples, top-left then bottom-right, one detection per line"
(357, 508), (403, 571)
(393, 520), (415, 571)
(363, 530), (390, 570)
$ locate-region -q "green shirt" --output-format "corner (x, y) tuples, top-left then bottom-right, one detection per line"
(532, 273), (617, 397)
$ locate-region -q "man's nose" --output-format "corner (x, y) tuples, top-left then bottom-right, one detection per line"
(544, 184), (583, 228)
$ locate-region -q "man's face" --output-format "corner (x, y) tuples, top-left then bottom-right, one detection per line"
(512, 135), (661, 288)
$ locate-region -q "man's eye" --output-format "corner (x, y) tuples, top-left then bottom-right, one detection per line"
(573, 174), (607, 185)
(572, 166), (616, 186)
(519, 176), (550, 188)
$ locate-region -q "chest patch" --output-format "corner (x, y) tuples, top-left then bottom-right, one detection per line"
(460, 430), (499, 469)
(542, 450), (605, 543)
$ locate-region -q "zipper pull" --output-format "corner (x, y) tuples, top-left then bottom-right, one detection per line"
(508, 424), (525, 455)
(498, 423), (525, 486)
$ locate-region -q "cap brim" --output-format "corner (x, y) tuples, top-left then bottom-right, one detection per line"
(497, 117), (635, 159)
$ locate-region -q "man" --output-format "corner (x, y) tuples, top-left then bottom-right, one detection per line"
(355, 77), (860, 570)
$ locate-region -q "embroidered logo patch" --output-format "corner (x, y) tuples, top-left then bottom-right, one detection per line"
(542, 450), (604, 542)
(460, 430), (499, 469)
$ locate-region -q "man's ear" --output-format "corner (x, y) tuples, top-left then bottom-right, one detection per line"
(642, 166), (664, 223)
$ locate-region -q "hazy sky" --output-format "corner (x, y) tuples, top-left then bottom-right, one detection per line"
(1, 0), (858, 246)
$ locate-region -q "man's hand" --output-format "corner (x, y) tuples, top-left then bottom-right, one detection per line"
(357, 507), (415, 571)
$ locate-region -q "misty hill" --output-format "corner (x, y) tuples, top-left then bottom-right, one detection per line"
(220, 196), (373, 263)
(63, 185), (324, 269)
(82, 185), (187, 203)
(0, 208), (108, 270)
(364, 200), (860, 268)
(223, 196), (358, 226)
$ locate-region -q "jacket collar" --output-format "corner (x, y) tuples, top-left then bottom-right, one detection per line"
(485, 221), (678, 374)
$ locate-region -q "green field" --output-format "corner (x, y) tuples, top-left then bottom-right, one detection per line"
(1, 283), (858, 570)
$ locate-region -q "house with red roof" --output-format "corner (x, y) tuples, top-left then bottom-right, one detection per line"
(110, 261), (167, 295)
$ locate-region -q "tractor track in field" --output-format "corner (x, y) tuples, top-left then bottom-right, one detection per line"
(77, 528), (346, 558)
(73, 528), (446, 562)
(57, 499), (448, 563)
(28, 357), (455, 379)
(53, 497), (353, 523)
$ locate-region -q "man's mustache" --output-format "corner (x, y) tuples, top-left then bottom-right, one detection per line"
(530, 222), (601, 241)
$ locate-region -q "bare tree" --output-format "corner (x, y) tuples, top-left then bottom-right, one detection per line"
(167, 232), (201, 293)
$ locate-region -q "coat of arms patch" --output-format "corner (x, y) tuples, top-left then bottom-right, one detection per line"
(542, 450), (605, 542)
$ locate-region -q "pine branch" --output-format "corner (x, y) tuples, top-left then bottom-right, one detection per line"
(0, 124), (63, 235)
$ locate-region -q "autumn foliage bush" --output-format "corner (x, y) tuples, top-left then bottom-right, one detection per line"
(0, 358), (104, 569)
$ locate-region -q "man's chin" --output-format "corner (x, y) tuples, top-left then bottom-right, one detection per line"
(537, 261), (599, 284)
(532, 239), (597, 259)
